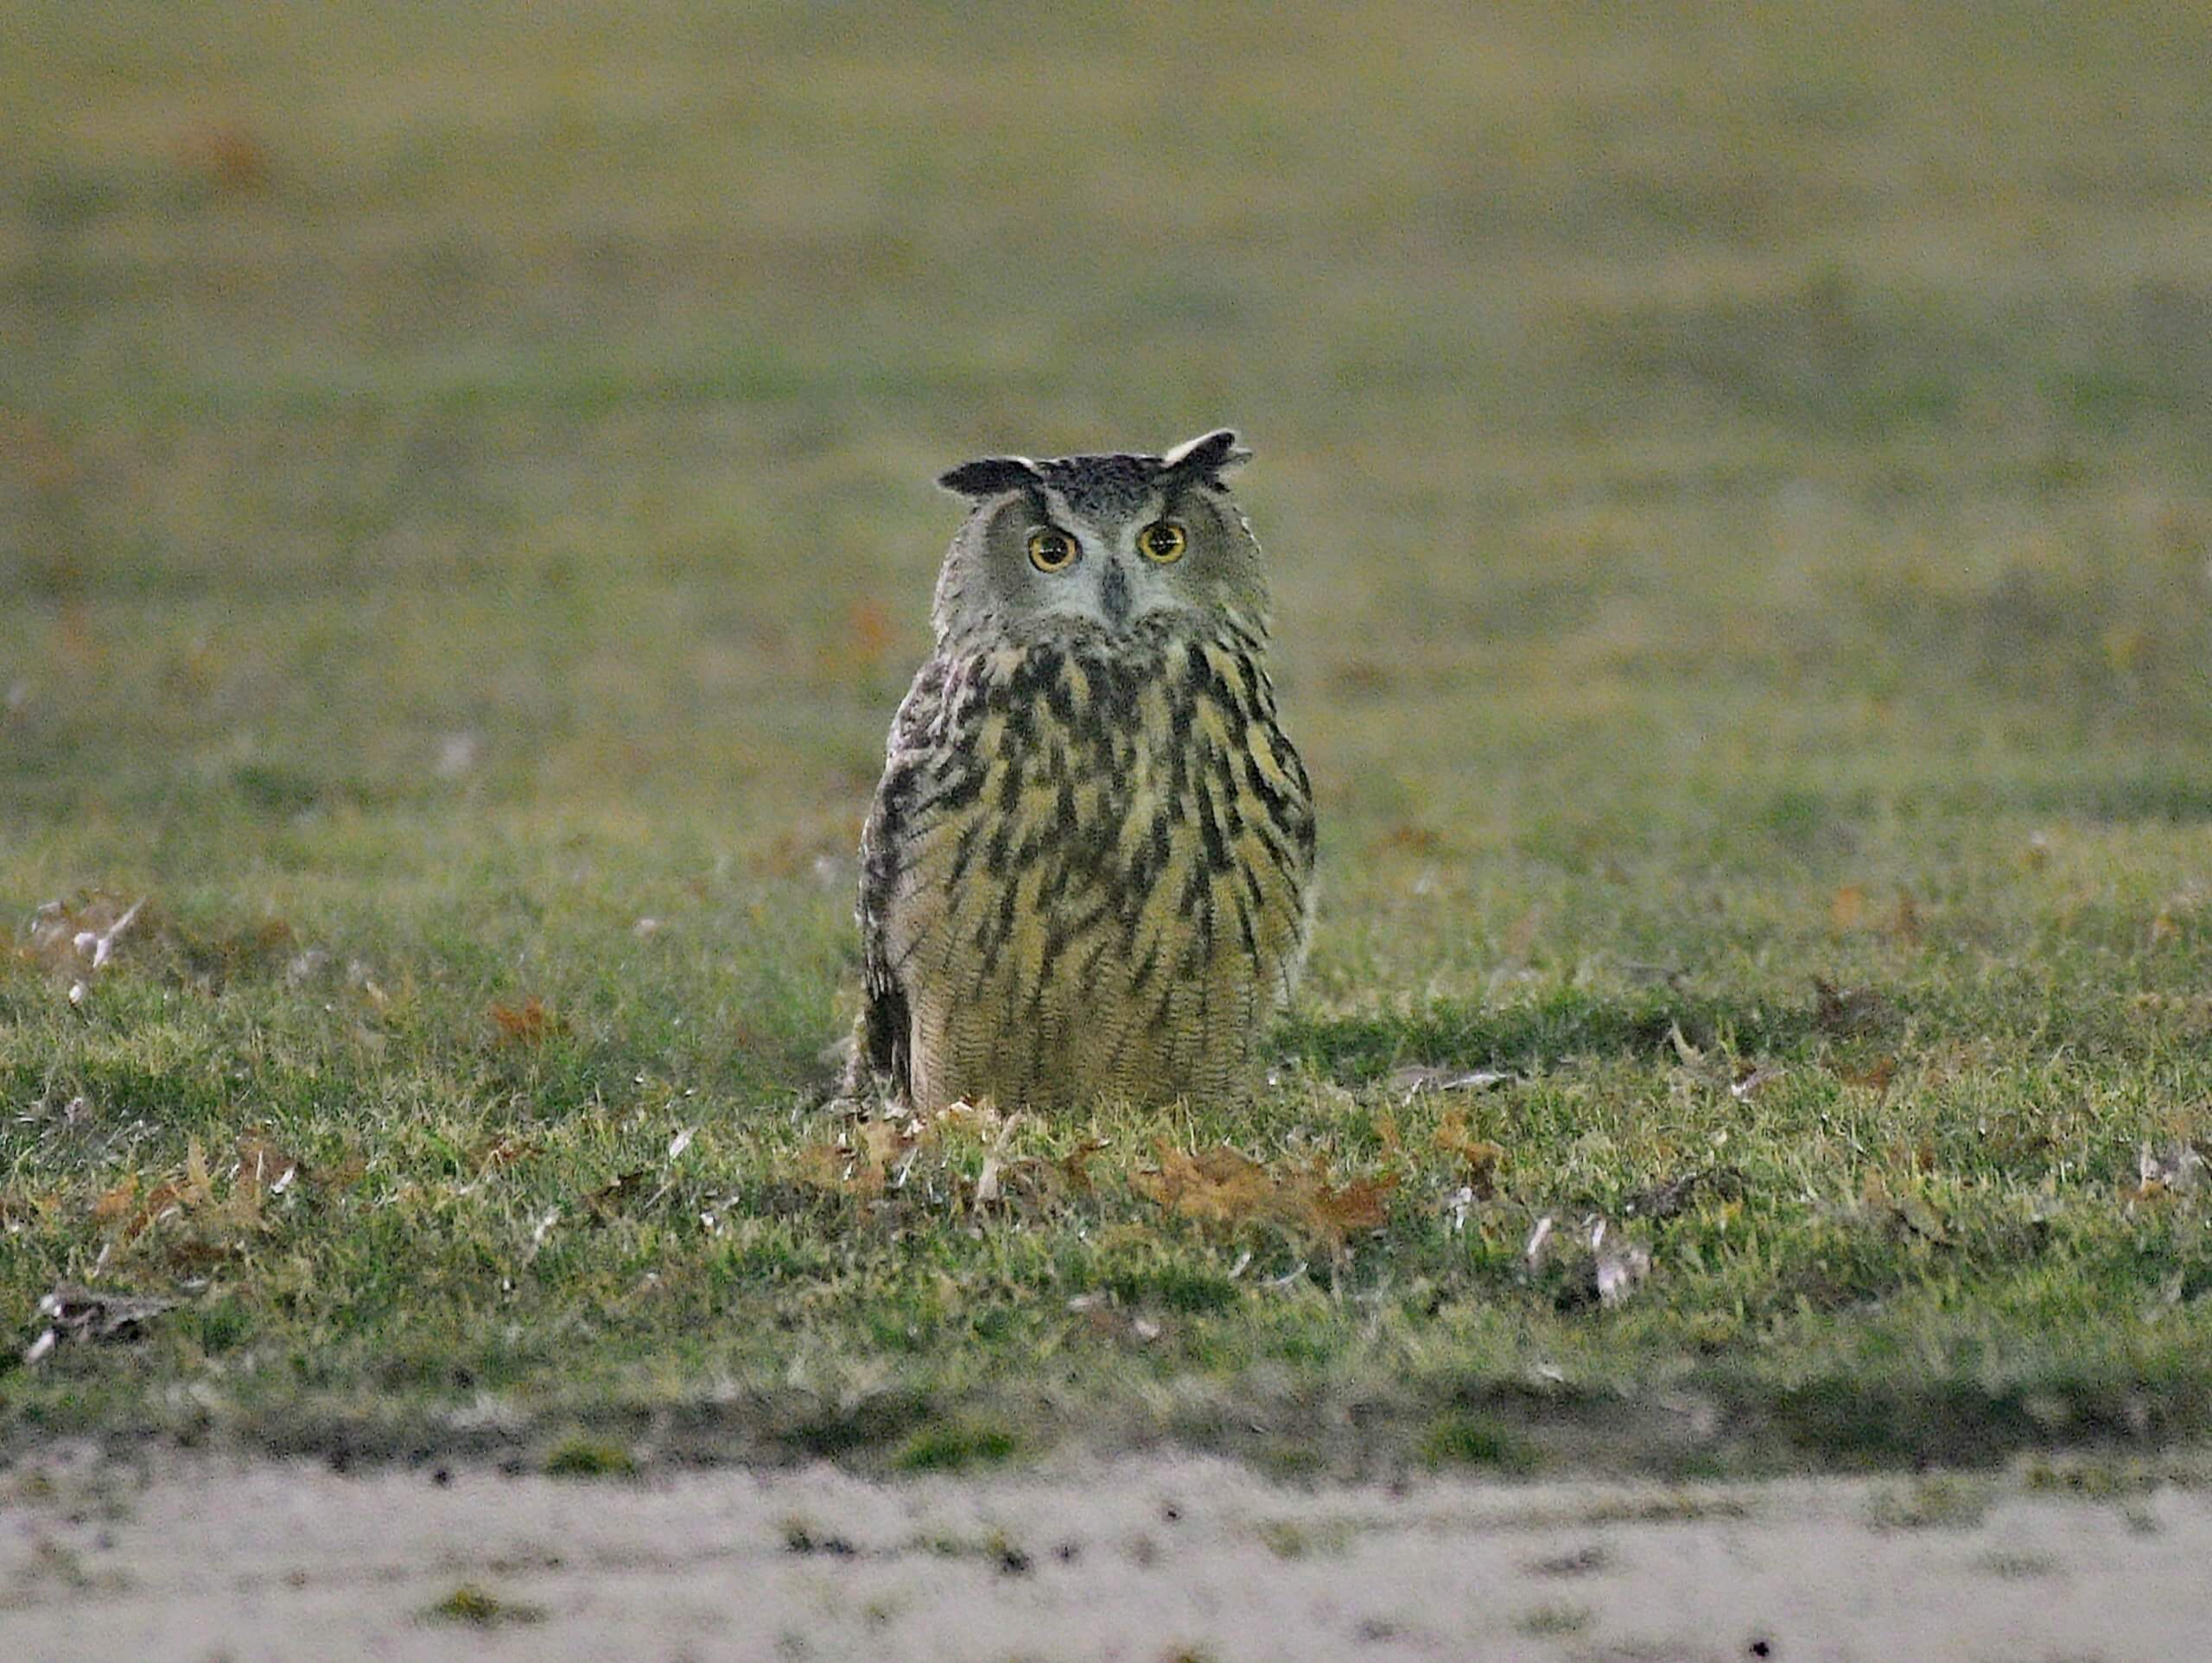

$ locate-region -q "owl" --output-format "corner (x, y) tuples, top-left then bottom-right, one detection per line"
(844, 428), (1317, 1115)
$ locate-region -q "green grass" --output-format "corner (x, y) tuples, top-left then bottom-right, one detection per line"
(5, 0), (2212, 1475)
(423, 1584), (545, 1628)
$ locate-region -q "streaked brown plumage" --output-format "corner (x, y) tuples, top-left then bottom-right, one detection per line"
(846, 430), (1315, 1113)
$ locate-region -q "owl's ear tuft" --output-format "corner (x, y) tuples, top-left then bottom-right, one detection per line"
(1160, 428), (1251, 484)
(938, 456), (1043, 499)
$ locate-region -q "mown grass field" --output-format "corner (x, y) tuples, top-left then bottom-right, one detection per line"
(3, 1), (2211, 1475)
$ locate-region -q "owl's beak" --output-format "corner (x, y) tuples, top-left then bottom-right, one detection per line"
(1097, 559), (1132, 627)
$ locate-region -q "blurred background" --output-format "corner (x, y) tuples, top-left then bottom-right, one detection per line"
(4, 1), (2209, 1014)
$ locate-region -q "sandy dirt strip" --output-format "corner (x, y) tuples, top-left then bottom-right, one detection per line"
(2, 1447), (2202, 1661)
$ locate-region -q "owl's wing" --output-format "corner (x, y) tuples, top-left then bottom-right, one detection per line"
(850, 652), (955, 1106)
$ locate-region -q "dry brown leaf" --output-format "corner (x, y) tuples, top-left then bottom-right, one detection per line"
(489, 996), (563, 1044)
(1057, 1139), (1109, 1196)
(234, 1129), (302, 1195)
(795, 1139), (854, 1193)
(1835, 1056), (1897, 1096)
(181, 1139), (214, 1207)
(1293, 1168), (1400, 1247)
(175, 121), (273, 194)
(473, 1133), (539, 1172)
(91, 1174), (141, 1228)
(1130, 1141), (1277, 1228)
(1829, 885), (1866, 930)
(1134, 1142), (1398, 1249)
(1433, 1110), (1504, 1196)
(856, 1118), (906, 1175)
(123, 1180), (188, 1243)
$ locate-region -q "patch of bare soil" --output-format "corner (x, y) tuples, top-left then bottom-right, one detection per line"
(3, 1449), (2205, 1660)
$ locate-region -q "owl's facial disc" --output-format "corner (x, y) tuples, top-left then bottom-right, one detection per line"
(1015, 486), (1199, 636)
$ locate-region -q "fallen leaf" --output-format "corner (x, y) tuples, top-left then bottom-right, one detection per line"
(233, 1129), (302, 1195)
(1291, 1167), (1400, 1247)
(1056, 1138), (1109, 1196)
(1829, 885), (1866, 930)
(473, 1133), (539, 1172)
(1433, 1110), (1505, 1196)
(91, 1174), (141, 1228)
(1131, 1142), (1277, 1229)
(855, 1117), (906, 1176)
(1834, 1056), (1897, 1096)
(175, 121), (273, 194)
(489, 996), (564, 1044)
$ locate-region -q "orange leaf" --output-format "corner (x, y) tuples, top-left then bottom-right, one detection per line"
(489, 996), (563, 1044)
(1433, 1110), (1505, 1196)
(1295, 1169), (1400, 1246)
(91, 1174), (140, 1228)
(1131, 1141), (1276, 1228)
(125, 1179), (188, 1243)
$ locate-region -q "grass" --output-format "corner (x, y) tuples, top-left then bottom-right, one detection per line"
(4, 1), (2212, 1475)
(423, 1584), (544, 1628)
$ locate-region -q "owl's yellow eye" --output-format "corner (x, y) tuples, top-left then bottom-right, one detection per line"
(1139, 520), (1187, 564)
(1027, 528), (1078, 573)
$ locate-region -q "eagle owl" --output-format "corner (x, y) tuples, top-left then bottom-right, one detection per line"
(847, 429), (1317, 1114)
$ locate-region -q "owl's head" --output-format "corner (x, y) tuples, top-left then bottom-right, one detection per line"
(927, 429), (1268, 651)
